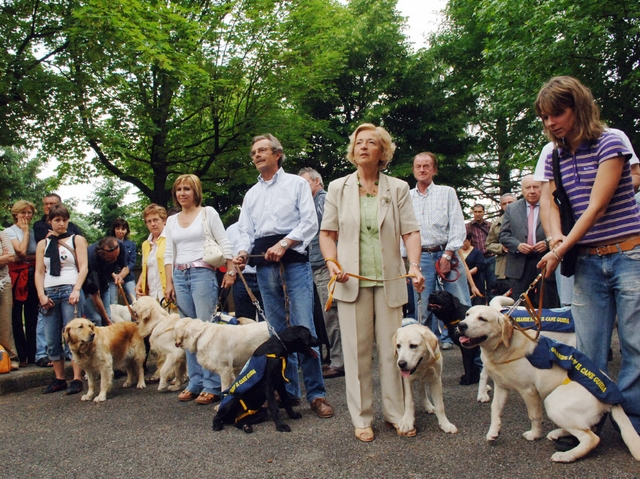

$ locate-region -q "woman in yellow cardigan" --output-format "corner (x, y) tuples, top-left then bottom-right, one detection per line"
(135, 204), (168, 300)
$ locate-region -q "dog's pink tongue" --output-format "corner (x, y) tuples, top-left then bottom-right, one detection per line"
(400, 370), (411, 378)
(459, 336), (472, 346)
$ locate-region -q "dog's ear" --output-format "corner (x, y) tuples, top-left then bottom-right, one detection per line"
(62, 325), (72, 344)
(420, 328), (438, 357)
(499, 314), (514, 348)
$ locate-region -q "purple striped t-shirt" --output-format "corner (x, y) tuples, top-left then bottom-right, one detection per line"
(544, 132), (640, 245)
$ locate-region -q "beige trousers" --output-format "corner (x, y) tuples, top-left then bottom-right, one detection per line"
(337, 286), (404, 428)
(0, 282), (18, 360)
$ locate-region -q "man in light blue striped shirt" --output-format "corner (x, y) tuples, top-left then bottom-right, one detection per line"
(409, 152), (471, 348)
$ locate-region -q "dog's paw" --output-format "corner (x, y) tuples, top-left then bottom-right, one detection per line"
(477, 393), (491, 403)
(398, 418), (415, 434)
(276, 424), (292, 432)
(136, 382), (146, 389)
(212, 420), (224, 431)
(93, 395), (107, 403)
(486, 429), (499, 441)
(168, 384), (181, 392)
(522, 430), (542, 441)
(546, 428), (567, 441)
(81, 393), (93, 401)
(242, 424), (254, 434)
(439, 422), (458, 434)
(288, 411), (302, 420)
(551, 451), (578, 463)
(122, 381), (131, 388)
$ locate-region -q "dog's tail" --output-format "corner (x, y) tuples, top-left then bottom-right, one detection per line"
(611, 404), (640, 460)
(489, 296), (514, 311)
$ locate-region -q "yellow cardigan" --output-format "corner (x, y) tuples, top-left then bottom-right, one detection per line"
(139, 235), (167, 295)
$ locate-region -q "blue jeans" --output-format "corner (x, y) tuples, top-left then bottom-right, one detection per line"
(108, 280), (136, 305)
(414, 251), (471, 343)
(172, 266), (221, 395)
(257, 261), (326, 403)
(572, 246), (640, 433)
(40, 285), (83, 361)
(83, 290), (111, 326)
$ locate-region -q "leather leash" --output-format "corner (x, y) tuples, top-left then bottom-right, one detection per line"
(324, 258), (416, 311)
(117, 282), (139, 323)
(503, 266), (546, 341)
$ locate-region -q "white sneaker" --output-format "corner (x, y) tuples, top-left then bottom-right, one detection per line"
(441, 342), (454, 350)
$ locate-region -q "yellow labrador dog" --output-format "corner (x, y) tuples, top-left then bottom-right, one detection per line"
(133, 296), (187, 392)
(393, 324), (457, 436)
(174, 317), (270, 392)
(64, 318), (146, 402)
(458, 305), (640, 463)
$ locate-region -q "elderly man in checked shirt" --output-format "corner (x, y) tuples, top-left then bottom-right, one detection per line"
(405, 152), (471, 349)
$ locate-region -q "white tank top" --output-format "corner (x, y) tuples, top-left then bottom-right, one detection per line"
(44, 235), (79, 288)
(170, 210), (206, 264)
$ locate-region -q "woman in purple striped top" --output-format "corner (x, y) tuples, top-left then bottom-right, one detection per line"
(535, 76), (640, 435)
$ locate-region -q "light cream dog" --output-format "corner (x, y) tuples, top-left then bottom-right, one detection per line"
(133, 296), (187, 392)
(475, 297), (577, 403)
(174, 316), (270, 392)
(110, 304), (132, 323)
(393, 324), (457, 435)
(458, 305), (640, 463)
(63, 318), (146, 402)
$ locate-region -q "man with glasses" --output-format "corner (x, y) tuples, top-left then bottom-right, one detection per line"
(233, 134), (333, 420)
(84, 237), (129, 325)
(33, 193), (82, 242)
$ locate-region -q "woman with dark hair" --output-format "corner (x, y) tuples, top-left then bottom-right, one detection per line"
(536, 76), (640, 434)
(35, 204), (88, 394)
(459, 232), (485, 305)
(110, 218), (136, 303)
(164, 174), (235, 404)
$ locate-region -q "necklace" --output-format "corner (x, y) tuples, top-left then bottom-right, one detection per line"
(357, 174), (379, 197)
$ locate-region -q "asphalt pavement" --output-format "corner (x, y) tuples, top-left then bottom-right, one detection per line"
(1, 332), (638, 479)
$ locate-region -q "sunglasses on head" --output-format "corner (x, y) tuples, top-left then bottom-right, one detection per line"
(100, 245), (119, 253)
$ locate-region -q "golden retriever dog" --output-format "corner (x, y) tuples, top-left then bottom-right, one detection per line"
(133, 296), (187, 392)
(474, 296), (577, 403)
(458, 305), (640, 463)
(393, 324), (458, 436)
(174, 317), (270, 392)
(63, 318), (146, 402)
(109, 304), (132, 323)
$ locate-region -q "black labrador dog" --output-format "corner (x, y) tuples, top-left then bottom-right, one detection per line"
(427, 290), (481, 385)
(212, 325), (319, 433)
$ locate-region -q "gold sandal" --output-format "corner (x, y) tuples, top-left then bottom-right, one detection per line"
(355, 427), (375, 442)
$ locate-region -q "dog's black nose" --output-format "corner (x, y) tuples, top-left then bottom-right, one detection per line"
(398, 360), (407, 369)
(457, 323), (467, 333)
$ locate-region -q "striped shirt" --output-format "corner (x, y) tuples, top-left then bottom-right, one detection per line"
(544, 131), (640, 244)
(410, 183), (466, 252)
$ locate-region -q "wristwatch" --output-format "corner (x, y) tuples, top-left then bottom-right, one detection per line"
(442, 253), (452, 261)
(279, 239), (289, 249)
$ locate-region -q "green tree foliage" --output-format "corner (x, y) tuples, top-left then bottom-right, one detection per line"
(0, 148), (57, 226)
(430, 0), (640, 207)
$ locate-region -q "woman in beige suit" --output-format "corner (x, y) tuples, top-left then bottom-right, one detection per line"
(319, 123), (424, 442)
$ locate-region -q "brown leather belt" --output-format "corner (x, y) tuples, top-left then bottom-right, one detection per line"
(422, 245), (446, 253)
(578, 236), (640, 256)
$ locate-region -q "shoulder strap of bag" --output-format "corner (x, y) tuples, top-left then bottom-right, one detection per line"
(202, 207), (213, 240)
(551, 148), (564, 193)
(58, 235), (79, 272)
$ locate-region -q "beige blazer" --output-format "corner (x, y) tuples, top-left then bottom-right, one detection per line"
(321, 172), (419, 308)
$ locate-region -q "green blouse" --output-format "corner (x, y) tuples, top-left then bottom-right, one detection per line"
(359, 196), (383, 287)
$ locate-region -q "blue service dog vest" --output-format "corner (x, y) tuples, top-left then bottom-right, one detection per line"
(219, 354), (288, 423)
(526, 336), (624, 404)
(503, 307), (575, 333)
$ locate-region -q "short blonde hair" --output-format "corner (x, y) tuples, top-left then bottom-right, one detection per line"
(535, 76), (604, 146)
(172, 174), (203, 207)
(11, 200), (36, 222)
(143, 204), (168, 221)
(346, 123), (396, 171)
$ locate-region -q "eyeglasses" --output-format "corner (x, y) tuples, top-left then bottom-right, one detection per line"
(100, 245), (119, 253)
(250, 147), (272, 158)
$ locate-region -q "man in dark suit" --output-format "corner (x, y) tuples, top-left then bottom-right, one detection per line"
(499, 175), (559, 308)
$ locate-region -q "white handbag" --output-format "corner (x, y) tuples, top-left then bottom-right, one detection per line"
(202, 207), (226, 267)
